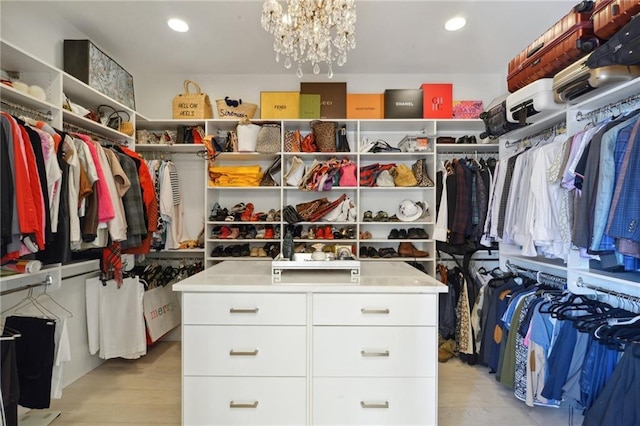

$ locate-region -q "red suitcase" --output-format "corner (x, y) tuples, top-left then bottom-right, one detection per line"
(592, 0), (640, 39)
(507, 1), (599, 93)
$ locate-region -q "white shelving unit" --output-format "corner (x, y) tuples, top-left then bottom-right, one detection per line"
(499, 76), (640, 299)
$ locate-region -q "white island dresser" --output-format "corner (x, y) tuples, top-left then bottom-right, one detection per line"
(173, 260), (447, 425)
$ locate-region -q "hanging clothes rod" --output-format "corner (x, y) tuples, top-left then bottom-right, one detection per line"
(504, 260), (567, 288)
(0, 99), (52, 122)
(576, 277), (640, 303)
(0, 274), (53, 296)
(504, 121), (566, 149)
(575, 92), (640, 123)
(63, 122), (125, 146)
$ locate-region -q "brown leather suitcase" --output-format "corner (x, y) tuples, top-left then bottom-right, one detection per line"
(592, 0), (640, 39)
(507, 1), (599, 93)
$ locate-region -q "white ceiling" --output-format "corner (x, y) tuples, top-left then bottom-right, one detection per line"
(5, 0), (578, 77)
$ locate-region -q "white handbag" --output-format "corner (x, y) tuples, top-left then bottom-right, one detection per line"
(285, 156), (306, 187)
(236, 120), (261, 152)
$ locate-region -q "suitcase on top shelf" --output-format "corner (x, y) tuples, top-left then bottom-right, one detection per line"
(479, 95), (527, 139)
(506, 79), (564, 124)
(507, 1), (599, 93)
(587, 16), (640, 67)
(553, 52), (640, 103)
(591, 0), (640, 40)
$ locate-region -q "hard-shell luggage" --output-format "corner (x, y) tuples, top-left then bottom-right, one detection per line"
(479, 95), (527, 139)
(587, 16), (640, 67)
(506, 79), (564, 124)
(553, 52), (640, 103)
(591, 0), (640, 40)
(507, 1), (599, 93)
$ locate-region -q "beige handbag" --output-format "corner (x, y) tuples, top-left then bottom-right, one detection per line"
(256, 123), (281, 154)
(172, 80), (213, 119)
(310, 120), (338, 152)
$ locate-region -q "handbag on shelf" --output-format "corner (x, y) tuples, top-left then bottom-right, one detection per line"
(301, 133), (317, 152)
(336, 125), (350, 152)
(392, 164), (418, 187)
(260, 156), (281, 187)
(371, 139), (401, 153)
(172, 79), (213, 119)
(284, 130), (302, 152)
(236, 119), (261, 152)
(97, 104), (134, 136)
(412, 159), (435, 187)
(310, 120), (338, 152)
(256, 123), (281, 154)
(224, 130), (238, 152)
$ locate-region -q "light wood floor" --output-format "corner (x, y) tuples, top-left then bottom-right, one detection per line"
(43, 341), (582, 425)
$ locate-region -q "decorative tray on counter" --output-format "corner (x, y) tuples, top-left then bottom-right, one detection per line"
(271, 253), (361, 282)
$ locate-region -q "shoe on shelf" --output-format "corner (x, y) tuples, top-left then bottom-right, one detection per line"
(241, 203), (255, 221)
(367, 247), (380, 258)
(240, 244), (251, 256)
(373, 211), (389, 222)
(257, 247), (268, 257)
(398, 242), (429, 258)
(208, 202), (221, 221)
(264, 225), (275, 239)
(359, 246), (368, 258)
(316, 226), (325, 239)
(228, 227), (240, 239)
(388, 229), (399, 239)
(210, 246), (224, 257)
(398, 228), (408, 239)
(219, 226), (232, 239)
(255, 225), (266, 239)
(362, 210), (373, 222)
(416, 228), (429, 239)
(216, 208), (229, 222)
(324, 225), (334, 240)
(250, 247), (259, 257)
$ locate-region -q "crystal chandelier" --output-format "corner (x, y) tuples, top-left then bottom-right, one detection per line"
(261, 0), (357, 78)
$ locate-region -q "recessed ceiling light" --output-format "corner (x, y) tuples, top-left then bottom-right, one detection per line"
(445, 16), (466, 32)
(168, 18), (189, 33)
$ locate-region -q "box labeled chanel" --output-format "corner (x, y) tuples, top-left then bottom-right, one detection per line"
(384, 89), (423, 119)
(63, 39), (135, 109)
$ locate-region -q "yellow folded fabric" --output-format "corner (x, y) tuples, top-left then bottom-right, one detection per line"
(209, 165), (263, 187)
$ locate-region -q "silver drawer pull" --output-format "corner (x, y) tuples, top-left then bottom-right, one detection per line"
(360, 401), (389, 409)
(361, 308), (390, 314)
(229, 349), (259, 356)
(361, 350), (390, 357)
(229, 308), (259, 314)
(229, 401), (259, 408)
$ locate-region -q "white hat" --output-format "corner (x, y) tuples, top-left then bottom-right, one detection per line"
(397, 199), (423, 222)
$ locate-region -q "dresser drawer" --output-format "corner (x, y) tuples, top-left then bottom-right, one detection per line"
(184, 326), (306, 376)
(183, 293), (306, 325)
(313, 377), (436, 425)
(184, 376), (306, 426)
(313, 294), (436, 326)
(313, 326), (436, 377)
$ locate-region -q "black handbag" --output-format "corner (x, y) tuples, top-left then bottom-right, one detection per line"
(336, 125), (351, 152)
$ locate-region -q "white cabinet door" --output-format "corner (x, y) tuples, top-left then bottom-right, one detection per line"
(183, 293), (306, 325)
(313, 293), (436, 325)
(184, 376), (306, 426)
(313, 377), (436, 425)
(184, 325), (306, 376)
(313, 326), (436, 377)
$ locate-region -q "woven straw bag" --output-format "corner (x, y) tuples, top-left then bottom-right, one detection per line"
(172, 80), (213, 119)
(216, 97), (257, 119)
(310, 120), (337, 152)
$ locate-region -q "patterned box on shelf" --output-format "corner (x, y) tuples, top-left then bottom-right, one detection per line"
(420, 83), (452, 118)
(260, 91), (300, 119)
(63, 39), (135, 109)
(452, 100), (484, 119)
(347, 93), (384, 119)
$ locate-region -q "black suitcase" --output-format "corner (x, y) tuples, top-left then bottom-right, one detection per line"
(587, 16), (640, 68)
(479, 95), (527, 139)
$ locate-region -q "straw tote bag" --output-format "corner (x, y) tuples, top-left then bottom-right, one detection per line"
(172, 80), (213, 119)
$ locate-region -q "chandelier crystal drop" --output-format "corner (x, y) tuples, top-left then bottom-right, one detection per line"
(261, 0), (357, 78)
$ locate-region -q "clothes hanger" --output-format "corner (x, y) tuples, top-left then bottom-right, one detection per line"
(1, 287), (59, 320)
(35, 284), (73, 318)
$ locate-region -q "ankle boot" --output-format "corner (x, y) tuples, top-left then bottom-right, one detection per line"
(398, 242), (429, 258)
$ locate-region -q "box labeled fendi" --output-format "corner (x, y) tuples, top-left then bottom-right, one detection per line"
(63, 39), (135, 109)
(300, 82), (347, 118)
(421, 83), (453, 118)
(384, 89), (423, 119)
(299, 94), (321, 119)
(347, 94), (384, 119)
(260, 91), (300, 119)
